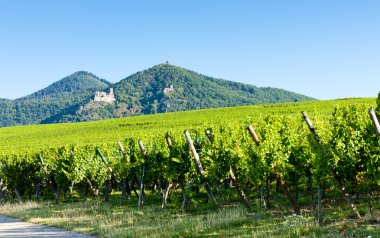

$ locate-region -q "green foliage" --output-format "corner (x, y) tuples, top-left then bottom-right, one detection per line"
(1, 153), (41, 198)
(329, 106), (369, 179)
(307, 104), (380, 188)
(0, 98), (374, 155)
(0, 97), (379, 219)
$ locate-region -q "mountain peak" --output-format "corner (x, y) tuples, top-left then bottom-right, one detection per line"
(109, 63), (313, 116)
(20, 71), (111, 100)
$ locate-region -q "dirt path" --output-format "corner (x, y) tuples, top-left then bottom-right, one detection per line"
(0, 215), (96, 238)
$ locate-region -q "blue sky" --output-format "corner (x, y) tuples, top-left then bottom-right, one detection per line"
(0, 0), (379, 100)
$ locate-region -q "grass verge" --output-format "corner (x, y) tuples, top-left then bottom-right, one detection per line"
(0, 193), (379, 238)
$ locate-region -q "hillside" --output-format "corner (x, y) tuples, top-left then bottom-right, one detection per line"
(21, 71), (111, 100)
(0, 98), (375, 154)
(0, 64), (314, 127)
(0, 71), (111, 127)
(113, 64), (313, 113)
(51, 64), (313, 123)
(0, 98), (15, 127)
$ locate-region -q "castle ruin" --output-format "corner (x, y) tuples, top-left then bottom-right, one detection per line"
(163, 85), (174, 94)
(94, 88), (116, 103)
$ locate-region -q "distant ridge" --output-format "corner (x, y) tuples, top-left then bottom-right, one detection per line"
(0, 64), (314, 127)
(0, 71), (110, 126)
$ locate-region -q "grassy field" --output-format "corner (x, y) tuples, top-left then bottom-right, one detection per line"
(0, 192), (379, 238)
(0, 98), (375, 154)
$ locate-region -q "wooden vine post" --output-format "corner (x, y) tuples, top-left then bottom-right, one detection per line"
(165, 135), (173, 150)
(160, 135), (174, 209)
(117, 141), (125, 153)
(247, 125), (300, 215)
(117, 142), (131, 204)
(184, 130), (218, 206)
(368, 107), (380, 135)
(368, 107), (380, 215)
(301, 112), (322, 222)
(302, 111), (362, 221)
(138, 140), (147, 208)
(39, 155), (55, 194)
(247, 126), (260, 146)
(205, 130), (225, 205)
(165, 135), (189, 210)
(302, 112), (318, 138)
(67, 150), (75, 199)
(228, 165), (252, 209)
(247, 126), (269, 209)
(96, 148), (113, 203)
(39, 155), (60, 203)
(204, 130), (252, 209)
(96, 148), (113, 174)
(301, 112), (317, 211)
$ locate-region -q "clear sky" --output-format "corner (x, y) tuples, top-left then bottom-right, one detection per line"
(1, 0), (379, 100)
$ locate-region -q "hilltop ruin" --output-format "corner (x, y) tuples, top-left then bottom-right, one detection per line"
(94, 88), (115, 103)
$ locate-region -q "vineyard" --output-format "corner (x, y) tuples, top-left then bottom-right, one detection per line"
(0, 97), (380, 236)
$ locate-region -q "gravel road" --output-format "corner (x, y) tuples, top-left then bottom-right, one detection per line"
(0, 215), (96, 238)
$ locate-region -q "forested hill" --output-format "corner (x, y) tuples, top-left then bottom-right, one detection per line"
(0, 71), (110, 127)
(50, 64), (314, 123)
(0, 64), (314, 127)
(21, 71), (111, 100)
(113, 64), (312, 113)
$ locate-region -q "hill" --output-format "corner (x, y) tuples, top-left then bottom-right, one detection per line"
(0, 64), (314, 127)
(50, 64), (313, 123)
(0, 98), (14, 127)
(0, 71), (111, 127)
(113, 64), (312, 113)
(21, 71), (111, 100)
